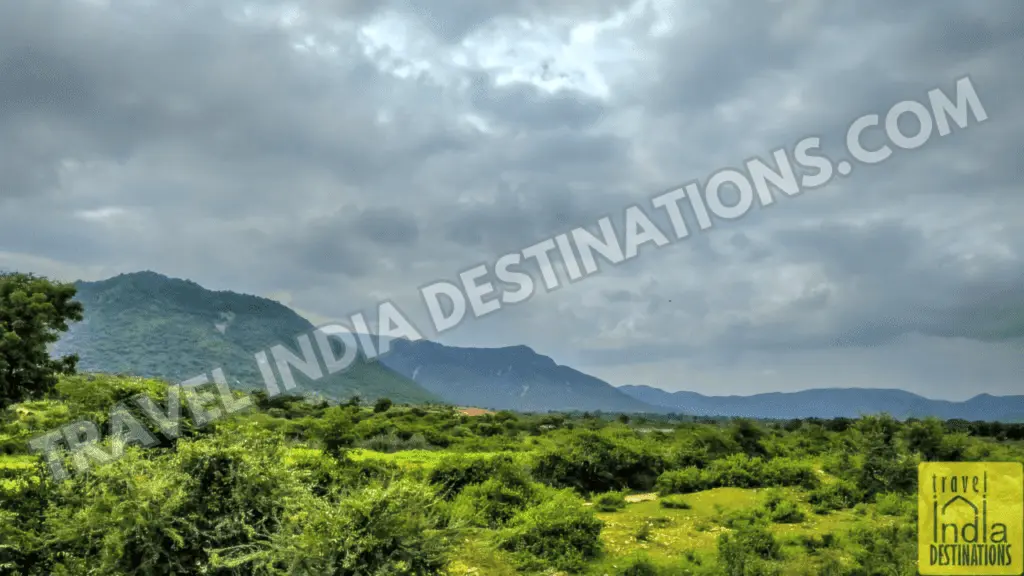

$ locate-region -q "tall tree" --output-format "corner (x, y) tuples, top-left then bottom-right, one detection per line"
(0, 272), (84, 409)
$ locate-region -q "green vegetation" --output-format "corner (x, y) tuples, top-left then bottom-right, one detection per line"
(0, 272), (83, 410)
(4, 272), (1024, 574)
(2, 373), (1024, 574)
(53, 271), (439, 404)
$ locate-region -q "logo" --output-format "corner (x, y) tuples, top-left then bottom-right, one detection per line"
(919, 462), (1024, 575)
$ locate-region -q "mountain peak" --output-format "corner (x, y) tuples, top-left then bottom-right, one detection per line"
(54, 272), (439, 403)
(375, 339), (657, 413)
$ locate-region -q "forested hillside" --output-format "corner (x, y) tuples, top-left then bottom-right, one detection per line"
(51, 271), (437, 404)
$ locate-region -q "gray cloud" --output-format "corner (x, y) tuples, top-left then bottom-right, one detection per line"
(2, 0), (1022, 399)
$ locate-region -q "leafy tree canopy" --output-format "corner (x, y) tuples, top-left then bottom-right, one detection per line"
(0, 272), (83, 409)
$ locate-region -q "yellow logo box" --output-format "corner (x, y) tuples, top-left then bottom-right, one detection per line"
(919, 462), (1024, 575)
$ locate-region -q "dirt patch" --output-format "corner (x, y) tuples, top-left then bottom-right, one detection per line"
(624, 493), (658, 503)
(584, 493), (658, 506)
(458, 407), (495, 417)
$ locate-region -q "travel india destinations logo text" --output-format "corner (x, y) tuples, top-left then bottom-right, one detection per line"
(918, 462), (1024, 575)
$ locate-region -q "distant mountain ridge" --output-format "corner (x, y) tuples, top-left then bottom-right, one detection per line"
(374, 338), (662, 413)
(51, 271), (438, 404)
(47, 270), (1024, 420)
(618, 384), (1024, 422)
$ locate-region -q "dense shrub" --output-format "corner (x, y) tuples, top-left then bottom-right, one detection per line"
(594, 490), (628, 512)
(532, 430), (666, 494)
(873, 492), (913, 517)
(670, 425), (742, 467)
(449, 463), (540, 528)
(497, 488), (604, 573)
(657, 455), (818, 495)
(618, 555), (660, 576)
(761, 489), (805, 524)
(717, 523), (782, 576)
(659, 494), (692, 510)
(656, 467), (708, 495)
(845, 520), (917, 576)
(42, 430), (301, 575)
(372, 397), (393, 413)
(808, 479), (862, 513)
(854, 415), (918, 498)
(356, 431), (430, 453)
(795, 532), (839, 553)
(233, 478), (452, 575)
(428, 454), (510, 500)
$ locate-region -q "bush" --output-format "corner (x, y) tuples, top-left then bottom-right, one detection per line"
(618, 554), (660, 576)
(656, 455), (818, 495)
(659, 494), (692, 510)
(717, 524), (782, 576)
(497, 488), (604, 573)
(356, 431), (430, 453)
(656, 467), (708, 495)
(795, 533), (838, 553)
(874, 492), (913, 517)
(532, 430), (666, 495)
(42, 431), (302, 574)
(594, 491), (627, 512)
(373, 397), (393, 413)
(845, 520), (917, 575)
(761, 490), (805, 524)
(808, 479), (862, 513)
(449, 464), (539, 528)
(716, 506), (768, 530)
(241, 478), (452, 574)
(428, 454), (512, 500)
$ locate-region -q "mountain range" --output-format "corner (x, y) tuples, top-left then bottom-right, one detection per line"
(48, 271), (1024, 421)
(617, 385), (1024, 422)
(374, 338), (657, 413)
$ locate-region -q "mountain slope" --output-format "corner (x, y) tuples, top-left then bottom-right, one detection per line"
(618, 384), (1024, 422)
(375, 338), (661, 413)
(51, 271), (439, 404)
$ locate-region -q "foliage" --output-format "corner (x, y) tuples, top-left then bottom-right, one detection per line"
(495, 488), (604, 573)
(594, 490), (628, 512)
(52, 271), (439, 404)
(449, 462), (540, 529)
(658, 494), (692, 510)
(0, 272), (83, 410)
(716, 523), (782, 576)
(531, 428), (666, 494)
(1, 370), (1022, 575)
(656, 455), (818, 495)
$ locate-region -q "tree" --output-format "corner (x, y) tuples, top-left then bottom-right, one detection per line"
(373, 397), (393, 413)
(0, 272), (84, 409)
(855, 414), (916, 497)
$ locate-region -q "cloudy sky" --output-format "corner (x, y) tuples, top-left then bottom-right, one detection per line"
(2, 0), (1022, 400)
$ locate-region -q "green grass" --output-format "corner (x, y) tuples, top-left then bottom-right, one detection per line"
(347, 448), (535, 472)
(448, 486), (874, 574)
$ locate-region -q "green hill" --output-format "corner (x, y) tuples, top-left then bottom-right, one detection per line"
(51, 271), (439, 404)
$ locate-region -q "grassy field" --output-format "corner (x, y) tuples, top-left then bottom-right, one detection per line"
(344, 449), (894, 575)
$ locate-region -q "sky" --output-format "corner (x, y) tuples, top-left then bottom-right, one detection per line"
(1, 0), (1022, 400)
